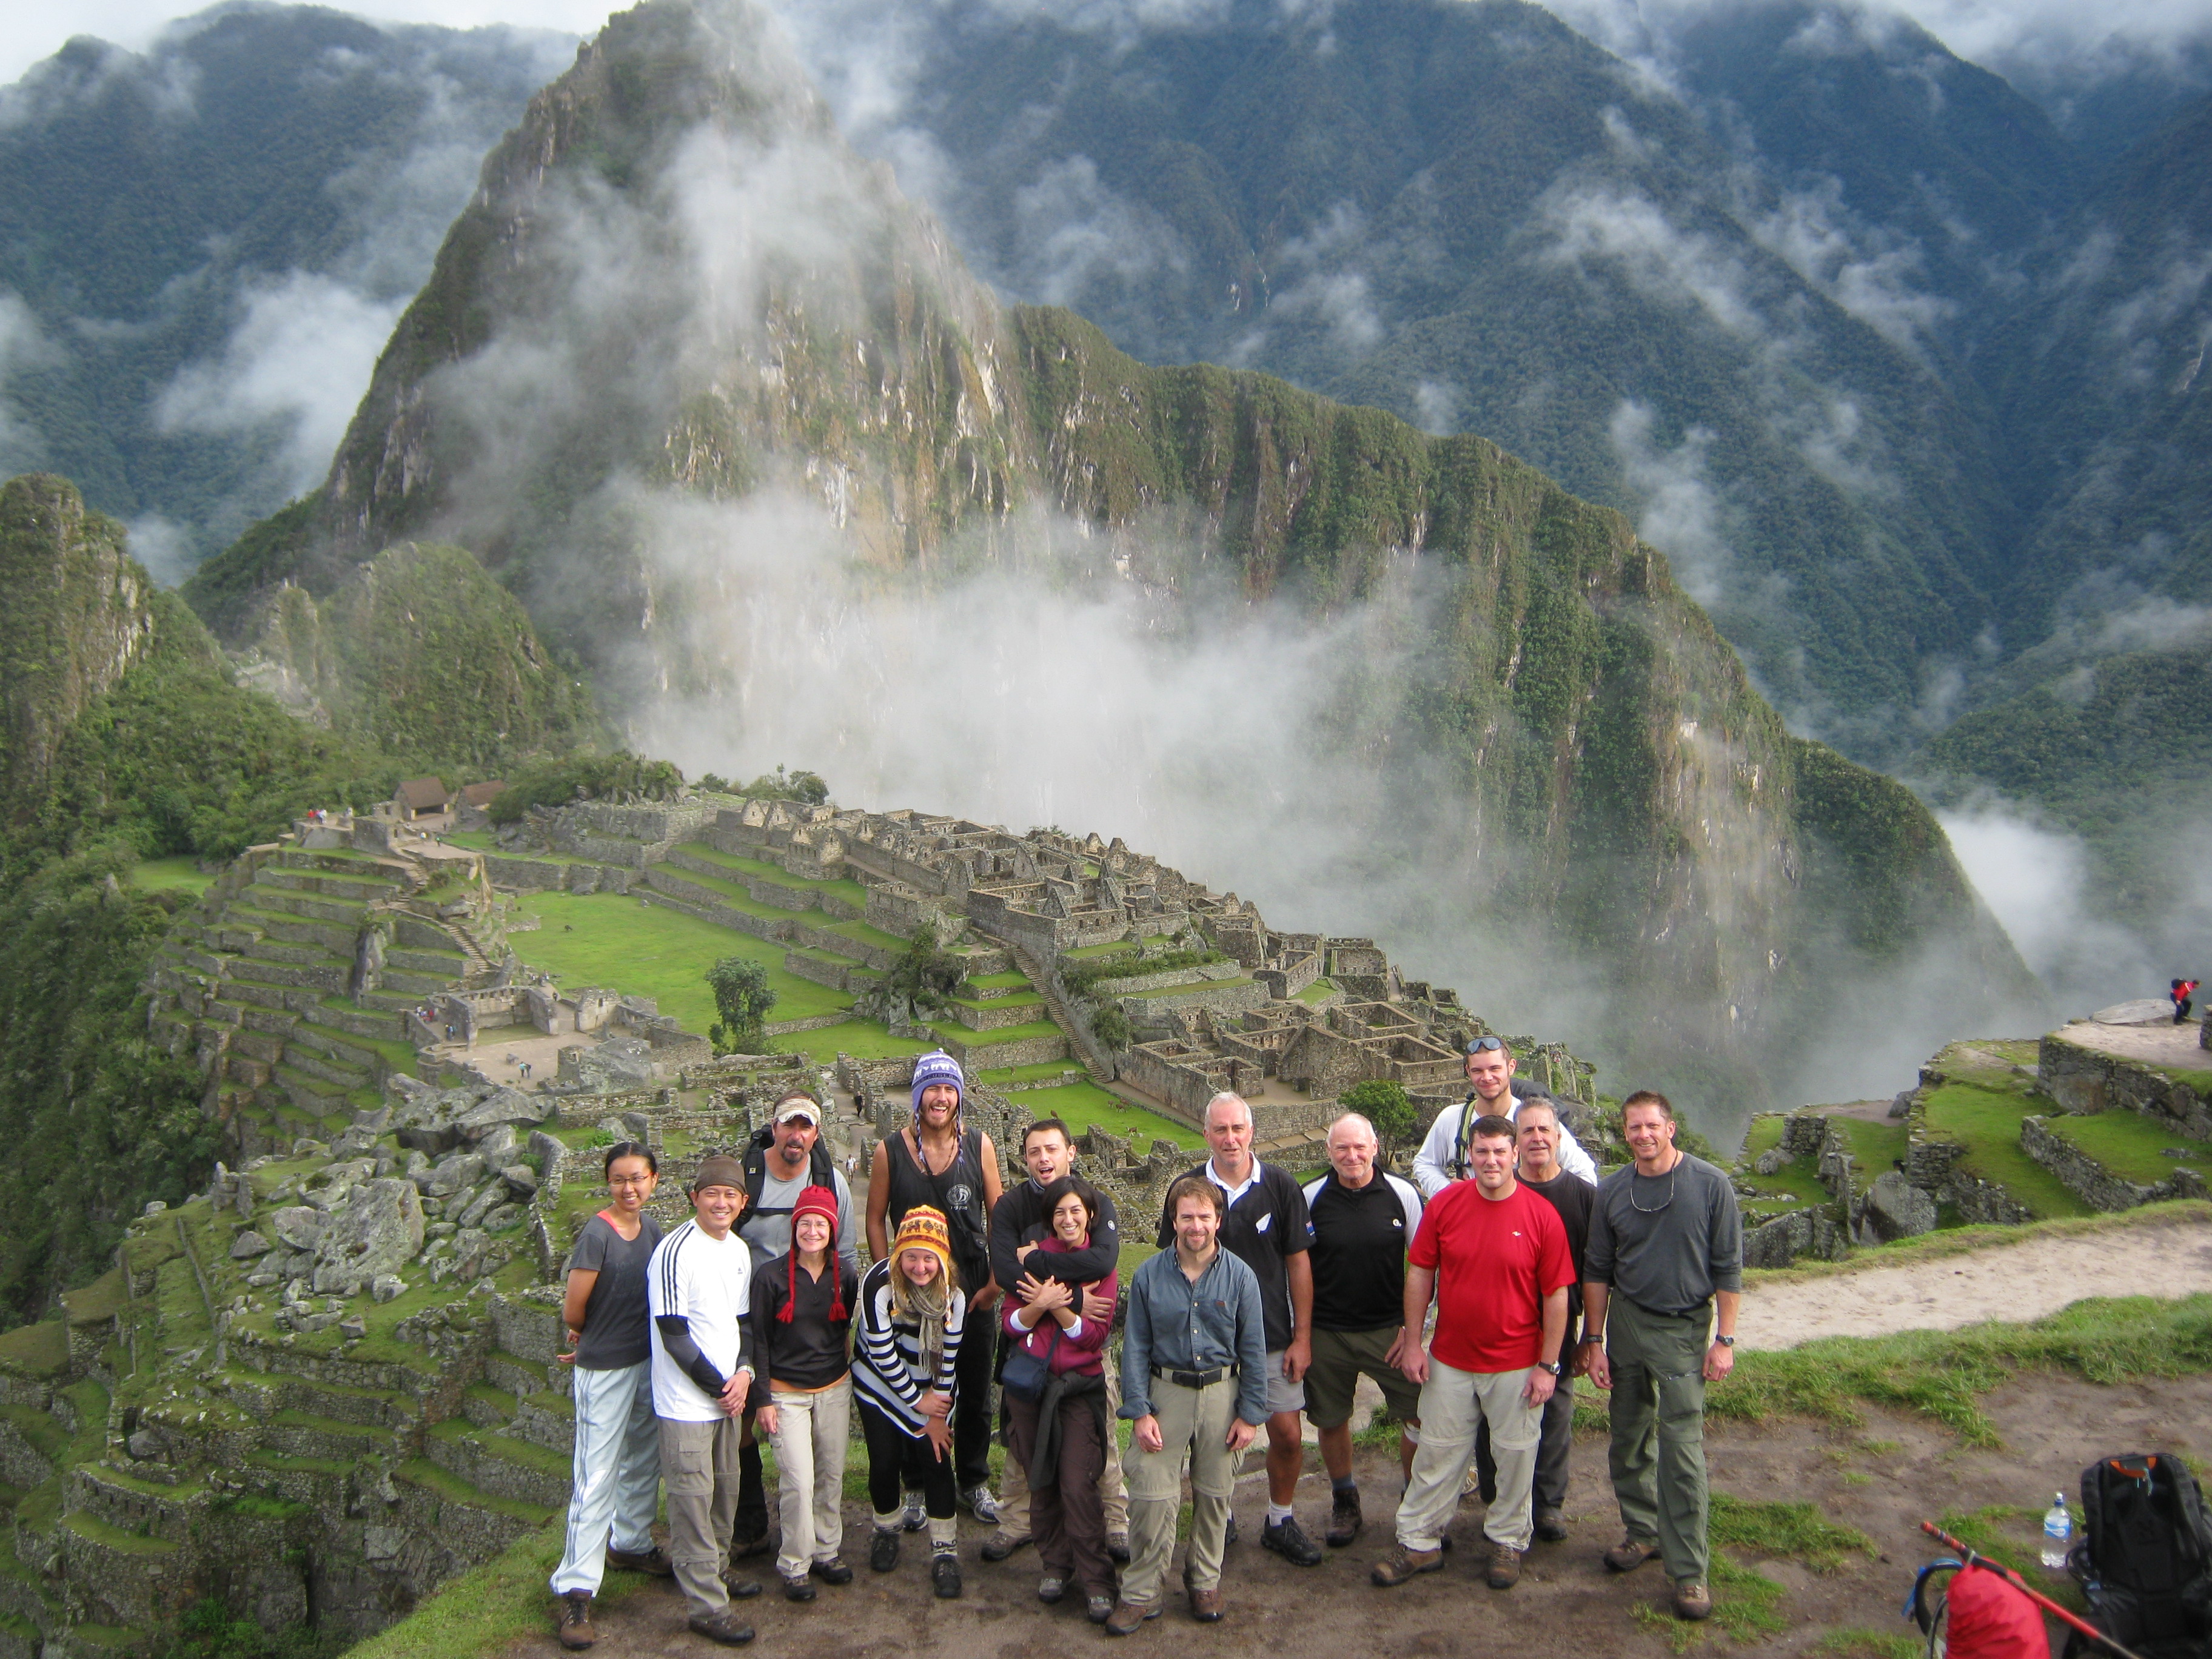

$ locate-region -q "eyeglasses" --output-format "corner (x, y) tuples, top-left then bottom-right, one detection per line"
(1465, 1037), (1504, 1054)
(608, 1173), (655, 1187)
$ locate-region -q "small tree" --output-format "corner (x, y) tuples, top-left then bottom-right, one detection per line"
(1339, 1078), (1419, 1162)
(706, 956), (776, 1054)
(1090, 1005), (1134, 1053)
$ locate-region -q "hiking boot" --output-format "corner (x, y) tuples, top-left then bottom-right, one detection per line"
(931, 1552), (962, 1598)
(869, 1529), (900, 1573)
(1370, 1544), (1444, 1586)
(554, 1590), (595, 1650)
(717, 1569), (762, 1599)
(1224, 1514), (1238, 1545)
(1087, 1594), (1116, 1624)
(1533, 1510), (1567, 1544)
(605, 1544), (674, 1577)
(1037, 1575), (1065, 1604)
(1604, 1537), (1661, 1574)
(1487, 1543), (1521, 1589)
(980, 1531), (1031, 1563)
(1261, 1516), (1323, 1566)
(1105, 1601), (1161, 1635)
(1326, 1487), (1362, 1547)
(686, 1608), (755, 1645)
(728, 1529), (772, 1561)
(808, 1556), (853, 1586)
(1106, 1532), (1131, 1564)
(1673, 1581), (1714, 1621)
(900, 1492), (927, 1532)
(780, 1573), (815, 1602)
(959, 1484), (1000, 1526)
(1188, 1585), (1223, 1622)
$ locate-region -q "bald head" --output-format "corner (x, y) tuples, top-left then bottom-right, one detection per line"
(1203, 1091), (1255, 1181)
(1326, 1113), (1378, 1188)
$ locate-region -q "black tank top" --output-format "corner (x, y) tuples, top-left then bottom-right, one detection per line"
(882, 1126), (991, 1289)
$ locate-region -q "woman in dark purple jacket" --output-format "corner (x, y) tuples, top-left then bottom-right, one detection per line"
(1002, 1175), (1119, 1621)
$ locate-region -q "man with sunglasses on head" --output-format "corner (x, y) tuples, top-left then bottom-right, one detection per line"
(1578, 1090), (1741, 1625)
(1413, 1037), (1597, 1197)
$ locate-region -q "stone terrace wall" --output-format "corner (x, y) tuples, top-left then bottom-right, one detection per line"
(2038, 1032), (2212, 1143)
(2022, 1116), (2210, 1211)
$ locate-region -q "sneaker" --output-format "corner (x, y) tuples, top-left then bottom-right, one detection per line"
(901, 1492), (927, 1532)
(780, 1573), (815, 1602)
(554, 1590), (595, 1650)
(1673, 1581), (1714, 1621)
(808, 1556), (853, 1586)
(1326, 1487), (1362, 1548)
(980, 1530), (1032, 1563)
(1533, 1511), (1568, 1544)
(959, 1484), (1000, 1525)
(1105, 1532), (1131, 1564)
(869, 1529), (899, 1573)
(1487, 1543), (1521, 1589)
(1604, 1537), (1661, 1574)
(1037, 1575), (1065, 1603)
(1370, 1544), (1444, 1586)
(605, 1544), (674, 1577)
(931, 1552), (963, 1598)
(1105, 1601), (1162, 1635)
(1087, 1594), (1116, 1624)
(1261, 1516), (1323, 1567)
(687, 1608), (755, 1645)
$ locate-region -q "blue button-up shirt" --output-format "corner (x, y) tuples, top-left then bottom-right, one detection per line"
(1119, 1243), (1268, 1428)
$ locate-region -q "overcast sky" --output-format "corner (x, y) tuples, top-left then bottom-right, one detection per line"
(7, 0), (2210, 97)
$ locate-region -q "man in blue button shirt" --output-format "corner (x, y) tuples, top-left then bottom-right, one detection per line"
(1109, 1174), (1267, 1634)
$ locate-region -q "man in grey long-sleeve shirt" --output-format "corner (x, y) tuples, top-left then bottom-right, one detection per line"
(1111, 1174), (1266, 1632)
(1579, 1090), (1741, 1624)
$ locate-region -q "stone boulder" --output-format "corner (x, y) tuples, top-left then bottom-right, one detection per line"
(269, 1207), (328, 1253)
(370, 1275), (407, 1304)
(2092, 998), (2173, 1027)
(312, 1179), (427, 1295)
(458, 1088), (545, 1137)
(229, 1230), (272, 1259)
(500, 1164), (539, 1198)
(1859, 1170), (1938, 1242)
(1752, 1148), (1788, 1176)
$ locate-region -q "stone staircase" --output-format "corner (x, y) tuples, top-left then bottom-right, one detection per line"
(999, 938), (1118, 1085)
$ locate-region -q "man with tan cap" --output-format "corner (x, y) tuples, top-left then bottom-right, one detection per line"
(649, 1155), (763, 1644)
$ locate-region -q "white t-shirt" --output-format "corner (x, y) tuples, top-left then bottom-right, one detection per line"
(647, 1217), (754, 1422)
(1412, 1093), (1598, 1196)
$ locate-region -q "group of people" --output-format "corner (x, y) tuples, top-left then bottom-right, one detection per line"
(546, 1039), (1743, 1647)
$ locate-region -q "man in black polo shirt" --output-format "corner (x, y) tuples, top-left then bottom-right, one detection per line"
(1473, 1096), (1595, 1542)
(1300, 1112), (1424, 1547)
(1156, 1091), (1321, 1566)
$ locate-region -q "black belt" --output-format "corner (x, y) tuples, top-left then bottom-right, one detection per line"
(1153, 1364), (1236, 1389)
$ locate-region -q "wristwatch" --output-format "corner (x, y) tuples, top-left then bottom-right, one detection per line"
(1714, 1335), (1735, 1347)
(1577, 1333), (1603, 1345)
(1535, 1359), (1562, 1375)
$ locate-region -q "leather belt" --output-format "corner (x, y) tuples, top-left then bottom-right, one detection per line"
(1153, 1365), (1235, 1389)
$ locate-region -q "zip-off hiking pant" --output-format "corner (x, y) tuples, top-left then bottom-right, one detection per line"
(1604, 1295), (1713, 1586)
(766, 1379), (850, 1582)
(1394, 1357), (1541, 1553)
(1122, 1374), (1241, 1606)
(659, 1415), (742, 1617)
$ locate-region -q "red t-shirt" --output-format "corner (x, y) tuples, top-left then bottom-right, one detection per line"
(1409, 1181), (1574, 1373)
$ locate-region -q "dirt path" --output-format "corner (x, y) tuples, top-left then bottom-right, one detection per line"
(1740, 1214), (2212, 1349)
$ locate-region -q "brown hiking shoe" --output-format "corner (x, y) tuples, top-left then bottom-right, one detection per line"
(1370, 1543), (1444, 1586)
(606, 1544), (674, 1577)
(1673, 1581), (1714, 1621)
(1605, 1537), (1661, 1574)
(1325, 1486), (1362, 1547)
(1487, 1543), (1521, 1589)
(1105, 1600), (1161, 1635)
(554, 1591), (595, 1649)
(1187, 1586), (1223, 1623)
(686, 1607), (756, 1645)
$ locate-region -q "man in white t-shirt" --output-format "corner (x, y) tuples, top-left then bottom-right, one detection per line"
(649, 1155), (762, 1644)
(1413, 1038), (1598, 1196)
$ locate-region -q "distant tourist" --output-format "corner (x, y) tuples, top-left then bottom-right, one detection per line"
(749, 1185), (859, 1601)
(852, 1206), (968, 1597)
(1371, 1114), (1570, 1594)
(549, 1142), (671, 1651)
(983, 1118), (1130, 1564)
(1000, 1175), (1120, 1621)
(646, 1155), (763, 1645)
(1111, 1174), (1267, 1632)
(731, 1091), (860, 1567)
(1413, 1037), (1598, 1195)
(1299, 1113), (1424, 1547)
(1578, 1090), (1743, 1623)
(1156, 1092), (1321, 1566)
(865, 1051), (1004, 1529)
(2174, 979), (2199, 1024)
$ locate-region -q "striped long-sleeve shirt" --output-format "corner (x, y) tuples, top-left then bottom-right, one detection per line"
(850, 1257), (966, 1436)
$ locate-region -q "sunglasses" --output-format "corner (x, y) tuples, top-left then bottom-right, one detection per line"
(1464, 1037), (1504, 1054)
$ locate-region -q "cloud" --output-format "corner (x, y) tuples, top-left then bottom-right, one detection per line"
(123, 513), (197, 585)
(0, 289), (56, 475)
(1539, 183), (1765, 339)
(1007, 156), (1188, 308)
(153, 272), (406, 496)
(1412, 380), (1461, 434)
(1609, 400), (1732, 607)
(1744, 178), (1952, 352)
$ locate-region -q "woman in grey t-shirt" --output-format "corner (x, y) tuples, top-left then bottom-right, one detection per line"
(550, 1142), (671, 1646)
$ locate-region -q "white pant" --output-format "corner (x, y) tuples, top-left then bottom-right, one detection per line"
(768, 1378), (851, 1581)
(550, 1361), (661, 1595)
(1395, 1356), (1542, 1553)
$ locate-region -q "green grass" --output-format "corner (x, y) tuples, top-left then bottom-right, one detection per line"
(933, 1019), (1065, 1050)
(2045, 1111), (2211, 1186)
(977, 1061), (1087, 1085)
(442, 832), (497, 851)
(1920, 1083), (2093, 1219)
(671, 845), (868, 909)
(1828, 1117), (1910, 1180)
(507, 890), (853, 1033)
(1936, 1505), (2086, 1610)
(768, 1022), (936, 1063)
(1061, 936), (1178, 960)
(1708, 1493), (1876, 1572)
(0, 1319), (70, 1380)
(962, 971), (1035, 991)
(1812, 1629), (1921, 1659)
(1735, 1153), (1833, 1221)
(1007, 1082), (1203, 1153)
(1295, 977), (1338, 1005)
(129, 856), (214, 896)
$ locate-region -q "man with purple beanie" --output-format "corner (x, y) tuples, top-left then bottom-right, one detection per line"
(866, 1051), (1006, 1522)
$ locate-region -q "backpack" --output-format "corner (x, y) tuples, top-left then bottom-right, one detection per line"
(742, 1125), (837, 1222)
(2066, 1452), (2212, 1658)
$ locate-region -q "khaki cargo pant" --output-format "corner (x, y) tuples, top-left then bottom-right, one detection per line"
(659, 1414), (742, 1617)
(1121, 1373), (1239, 1606)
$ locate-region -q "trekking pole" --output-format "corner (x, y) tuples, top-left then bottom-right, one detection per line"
(1918, 1521), (2150, 1659)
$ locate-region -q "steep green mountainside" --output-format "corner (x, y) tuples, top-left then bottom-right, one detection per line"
(186, 0), (2036, 1105)
(0, 5), (571, 565)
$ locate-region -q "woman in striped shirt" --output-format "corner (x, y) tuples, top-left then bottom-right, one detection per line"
(851, 1205), (968, 1598)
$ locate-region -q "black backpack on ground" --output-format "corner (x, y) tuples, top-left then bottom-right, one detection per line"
(2065, 1452), (2212, 1658)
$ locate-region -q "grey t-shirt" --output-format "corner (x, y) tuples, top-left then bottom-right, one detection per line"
(1584, 1153), (1742, 1316)
(738, 1167), (860, 1281)
(567, 1211), (665, 1370)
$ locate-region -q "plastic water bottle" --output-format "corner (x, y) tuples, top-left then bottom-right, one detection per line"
(2042, 1492), (2071, 1569)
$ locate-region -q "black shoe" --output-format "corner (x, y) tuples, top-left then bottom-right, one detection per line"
(870, 1529), (899, 1573)
(980, 1532), (1032, 1563)
(1262, 1517), (1324, 1567)
(718, 1570), (762, 1600)
(780, 1574), (816, 1602)
(1106, 1533), (1131, 1565)
(1225, 1515), (1238, 1546)
(728, 1529), (773, 1561)
(1534, 1510), (1568, 1544)
(1326, 1489), (1362, 1548)
(809, 1557), (853, 1586)
(931, 1552), (962, 1599)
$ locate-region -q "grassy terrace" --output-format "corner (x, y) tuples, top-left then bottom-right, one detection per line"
(1014, 1082), (1205, 1153)
(2045, 1110), (2211, 1186)
(933, 1018), (1065, 1049)
(672, 843), (870, 910)
(129, 856), (215, 896)
(1922, 1082), (2091, 1219)
(1062, 936), (1178, 960)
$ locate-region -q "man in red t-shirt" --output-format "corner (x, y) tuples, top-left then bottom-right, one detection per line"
(1372, 1113), (1570, 1593)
